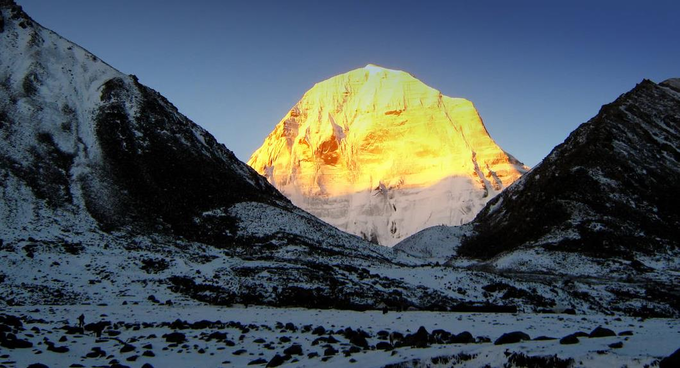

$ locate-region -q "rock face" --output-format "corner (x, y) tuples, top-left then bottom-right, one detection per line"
(0, 1), (283, 246)
(458, 79), (680, 259)
(248, 64), (528, 245)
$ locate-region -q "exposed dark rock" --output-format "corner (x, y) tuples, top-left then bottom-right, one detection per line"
(0, 314), (22, 328)
(660, 347), (680, 368)
(266, 354), (285, 367)
(559, 334), (580, 345)
(533, 336), (557, 341)
(399, 326), (432, 348)
(450, 331), (475, 344)
(0, 333), (33, 349)
(460, 79), (680, 260)
(494, 331), (530, 345)
(283, 344), (302, 356)
(207, 331), (228, 341)
(589, 326), (616, 338)
(164, 332), (186, 344)
(349, 334), (369, 350)
(376, 341), (393, 350)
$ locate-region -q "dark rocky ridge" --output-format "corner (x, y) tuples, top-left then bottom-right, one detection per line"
(459, 79), (680, 259)
(90, 75), (286, 243)
(0, 0), (288, 246)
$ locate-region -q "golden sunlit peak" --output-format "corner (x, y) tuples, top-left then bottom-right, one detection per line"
(364, 63), (396, 74)
(248, 65), (529, 246)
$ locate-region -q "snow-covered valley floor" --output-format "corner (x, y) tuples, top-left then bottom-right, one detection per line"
(1, 305), (678, 367)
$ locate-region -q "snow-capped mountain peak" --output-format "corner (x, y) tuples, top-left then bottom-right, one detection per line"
(248, 64), (528, 246)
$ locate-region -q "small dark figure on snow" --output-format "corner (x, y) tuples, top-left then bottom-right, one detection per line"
(77, 314), (85, 328)
(382, 306), (388, 314)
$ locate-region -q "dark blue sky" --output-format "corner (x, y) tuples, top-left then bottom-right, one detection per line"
(19, 0), (680, 166)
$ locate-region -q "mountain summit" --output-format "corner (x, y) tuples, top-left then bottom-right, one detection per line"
(248, 64), (528, 245)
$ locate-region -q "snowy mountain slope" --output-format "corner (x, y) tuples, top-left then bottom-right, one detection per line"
(396, 79), (680, 262)
(0, 1), (445, 310)
(0, 0), (285, 247)
(1, 1), (678, 320)
(393, 224), (472, 261)
(459, 79), (680, 260)
(393, 79), (680, 315)
(248, 64), (528, 246)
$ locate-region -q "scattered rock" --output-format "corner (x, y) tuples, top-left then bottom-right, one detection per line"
(248, 358), (267, 365)
(451, 331), (475, 344)
(266, 354), (285, 367)
(400, 326), (432, 348)
(559, 334), (579, 345)
(0, 315), (22, 328)
(164, 332), (186, 344)
(27, 364), (49, 368)
(494, 331), (530, 345)
(208, 331), (228, 341)
(609, 342), (623, 349)
(349, 335), (369, 349)
(0, 334), (33, 349)
(283, 344), (303, 356)
(533, 336), (557, 341)
(618, 330), (634, 336)
(376, 341), (393, 350)
(324, 347), (338, 356)
(589, 326), (616, 338)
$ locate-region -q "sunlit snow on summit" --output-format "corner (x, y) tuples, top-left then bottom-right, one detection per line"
(248, 65), (528, 246)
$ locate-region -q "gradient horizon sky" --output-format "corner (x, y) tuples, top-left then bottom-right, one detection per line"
(19, 0), (680, 167)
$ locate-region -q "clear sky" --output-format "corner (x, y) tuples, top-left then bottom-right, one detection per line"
(18, 0), (680, 167)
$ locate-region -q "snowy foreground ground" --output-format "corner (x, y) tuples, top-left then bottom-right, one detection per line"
(1, 305), (679, 368)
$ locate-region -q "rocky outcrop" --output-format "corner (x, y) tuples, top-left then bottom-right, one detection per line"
(458, 79), (680, 259)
